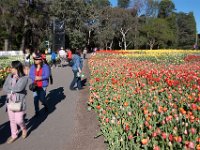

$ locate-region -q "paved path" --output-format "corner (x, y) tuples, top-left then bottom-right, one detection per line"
(0, 59), (106, 150)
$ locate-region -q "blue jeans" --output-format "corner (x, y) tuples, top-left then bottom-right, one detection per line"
(70, 70), (82, 90)
(33, 87), (47, 113)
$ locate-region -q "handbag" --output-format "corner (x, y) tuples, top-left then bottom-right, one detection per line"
(7, 101), (22, 112)
(29, 83), (37, 92)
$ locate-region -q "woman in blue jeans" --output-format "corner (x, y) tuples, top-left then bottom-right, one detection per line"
(29, 54), (50, 116)
(70, 49), (83, 90)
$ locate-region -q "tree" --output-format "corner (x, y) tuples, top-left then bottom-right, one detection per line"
(142, 18), (174, 49)
(111, 8), (134, 50)
(177, 12), (196, 49)
(84, 0), (110, 48)
(118, 0), (130, 8)
(0, 0), (20, 50)
(144, 0), (159, 17)
(158, 0), (175, 18)
(50, 0), (87, 49)
(94, 7), (115, 50)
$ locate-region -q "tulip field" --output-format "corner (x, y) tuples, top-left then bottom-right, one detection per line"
(0, 56), (23, 87)
(88, 50), (200, 150)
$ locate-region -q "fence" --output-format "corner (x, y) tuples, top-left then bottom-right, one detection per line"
(0, 51), (23, 57)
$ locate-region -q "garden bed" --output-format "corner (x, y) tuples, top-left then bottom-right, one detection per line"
(88, 50), (200, 149)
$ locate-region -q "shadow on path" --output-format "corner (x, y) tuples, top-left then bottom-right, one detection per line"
(0, 121), (10, 144)
(0, 95), (7, 108)
(26, 87), (66, 137)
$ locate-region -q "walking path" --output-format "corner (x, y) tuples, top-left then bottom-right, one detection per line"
(0, 59), (106, 150)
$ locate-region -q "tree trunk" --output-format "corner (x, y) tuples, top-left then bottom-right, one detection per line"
(134, 16), (139, 49)
(87, 30), (91, 46)
(20, 18), (28, 51)
(120, 28), (131, 50)
(4, 39), (9, 51)
(150, 44), (153, 50)
(108, 41), (113, 50)
(105, 42), (108, 50)
(124, 37), (127, 50)
(148, 39), (155, 50)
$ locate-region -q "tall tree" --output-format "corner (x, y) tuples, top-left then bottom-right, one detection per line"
(157, 0), (177, 48)
(118, 0), (130, 8)
(95, 7), (116, 50)
(0, 0), (19, 50)
(142, 18), (174, 49)
(144, 0), (159, 17)
(111, 8), (134, 50)
(158, 0), (175, 18)
(177, 12), (196, 49)
(50, 0), (86, 49)
(84, 0), (110, 48)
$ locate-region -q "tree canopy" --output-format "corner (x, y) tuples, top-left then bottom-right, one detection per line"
(0, 0), (198, 51)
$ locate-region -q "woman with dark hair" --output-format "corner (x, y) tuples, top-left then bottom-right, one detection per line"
(70, 49), (83, 90)
(3, 61), (28, 143)
(29, 53), (50, 117)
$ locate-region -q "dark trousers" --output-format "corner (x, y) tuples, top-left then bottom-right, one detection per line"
(33, 87), (47, 113)
(51, 59), (57, 67)
(83, 54), (86, 59)
(70, 70), (82, 90)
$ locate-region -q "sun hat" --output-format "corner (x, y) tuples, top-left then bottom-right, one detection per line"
(34, 54), (42, 60)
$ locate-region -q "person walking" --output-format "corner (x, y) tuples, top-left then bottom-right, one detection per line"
(3, 61), (29, 144)
(24, 48), (31, 65)
(83, 48), (87, 59)
(29, 54), (50, 117)
(51, 50), (57, 68)
(66, 48), (72, 65)
(70, 49), (83, 90)
(58, 47), (66, 67)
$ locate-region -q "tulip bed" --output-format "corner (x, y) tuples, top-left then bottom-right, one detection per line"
(88, 50), (200, 150)
(0, 56), (23, 88)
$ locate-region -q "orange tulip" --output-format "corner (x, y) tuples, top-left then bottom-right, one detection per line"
(96, 105), (101, 110)
(124, 102), (129, 107)
(141, 138), (148, 145)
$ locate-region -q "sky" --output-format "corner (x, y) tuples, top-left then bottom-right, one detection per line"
(109, 0), (200, 33)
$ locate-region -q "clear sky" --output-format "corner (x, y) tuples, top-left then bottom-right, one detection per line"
(109, 0), (200, 33)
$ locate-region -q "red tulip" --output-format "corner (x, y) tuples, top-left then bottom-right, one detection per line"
(161, 132), (167, 140)
(125, 125), (130, 132)
(169, 134), (173, 142)
(153, 145), (160, 150)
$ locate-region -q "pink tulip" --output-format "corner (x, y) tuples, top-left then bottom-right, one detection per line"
(184, 129), (188, 135)
(128, 134), (133, 140)
(190, 128), (196, 134)
(188, 142), (195, 149)
(128, 112), (132, 116)
(152, 132), (157, 137)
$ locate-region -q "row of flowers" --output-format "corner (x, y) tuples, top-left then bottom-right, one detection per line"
(0, 56), (24, 88)
(88, 50), (200, 149)
(96, 50), (200, 64)
(0, 67), (11, 88)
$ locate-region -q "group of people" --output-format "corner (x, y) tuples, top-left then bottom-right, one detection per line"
(51, 47), (73, 68)
(2, 47), (85, 144)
